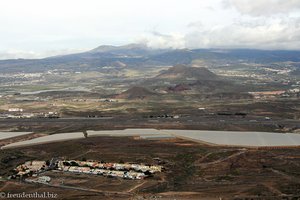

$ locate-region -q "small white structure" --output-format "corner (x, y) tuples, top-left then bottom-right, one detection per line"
(37, 176), (51, 183)
(8, 108), (23, 112)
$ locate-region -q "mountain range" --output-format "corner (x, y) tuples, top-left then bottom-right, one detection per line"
(1, 44), (300, 73)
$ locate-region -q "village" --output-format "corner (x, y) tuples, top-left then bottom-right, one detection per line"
(11, 159), (163, 185)
(0, 108), (59, 119)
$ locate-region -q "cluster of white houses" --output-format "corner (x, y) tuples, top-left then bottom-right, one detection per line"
(0, 110), (59, 119)
(57, 160), (162, 180)
(14, 161), (47, 177)
(13, 159), (162, 180)
(58, 160), (162, 173)
(61, 166), (147, 179)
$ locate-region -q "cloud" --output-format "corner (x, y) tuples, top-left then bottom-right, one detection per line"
(224, 0), (300, 16)
(192, 18), (300, 49)
(0, 50), (39, 60)
(137, 31), (186, 49)
(137, 17), (300, 50)
(187, 18), (300, 49)
(187, 21), (204, 28)
(0, 48), (87, 59)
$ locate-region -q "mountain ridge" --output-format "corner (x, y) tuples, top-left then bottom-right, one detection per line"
(1, 44), (300, 73)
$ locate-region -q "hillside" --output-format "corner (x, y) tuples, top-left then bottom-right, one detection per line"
(155, 65), (219, 81)
(291, 68), (300, 76)
(114, 86), (158, 100)
(90, 43), (154, 57)
(150, 65), (249, 95)
(1, 45), (300, 73)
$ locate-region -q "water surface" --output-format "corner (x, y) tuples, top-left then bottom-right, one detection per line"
(0, 132), (32, 140)
(2, 129), (300, 149)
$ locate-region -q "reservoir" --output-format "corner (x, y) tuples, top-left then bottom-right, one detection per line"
(1, 129), (300, 149)
(163, 130), (300, 147)
(0, 132), (32, 140)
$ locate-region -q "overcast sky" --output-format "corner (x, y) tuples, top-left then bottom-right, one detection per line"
(0, 0), (300, 59)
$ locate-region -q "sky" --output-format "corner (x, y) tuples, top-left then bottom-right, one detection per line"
(0, 0), (300, 59)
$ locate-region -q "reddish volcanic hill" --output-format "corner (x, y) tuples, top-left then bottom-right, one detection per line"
(168, 83), (191, 92)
